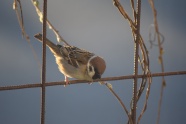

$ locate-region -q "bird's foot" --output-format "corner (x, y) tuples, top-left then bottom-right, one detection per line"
(64, 76), (70, 87)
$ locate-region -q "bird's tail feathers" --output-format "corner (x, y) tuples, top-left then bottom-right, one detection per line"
(34, 33), (60, 55)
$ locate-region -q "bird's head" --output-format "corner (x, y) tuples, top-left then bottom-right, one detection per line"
(87, 56), (106, 80)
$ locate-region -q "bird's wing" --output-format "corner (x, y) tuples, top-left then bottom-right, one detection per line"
(59, 45), (95, 68)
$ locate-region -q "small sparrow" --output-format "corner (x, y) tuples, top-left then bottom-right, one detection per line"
(34, 33), (106, 85)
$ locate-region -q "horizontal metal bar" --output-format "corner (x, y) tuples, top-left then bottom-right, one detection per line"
(0, 71), (186, 91)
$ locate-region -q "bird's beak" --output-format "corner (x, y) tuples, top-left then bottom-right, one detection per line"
(92, 73), (101, 79)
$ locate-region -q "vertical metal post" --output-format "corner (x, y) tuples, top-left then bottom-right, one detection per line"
(41, 0), (47, 124)
(132, 0), (141, 124)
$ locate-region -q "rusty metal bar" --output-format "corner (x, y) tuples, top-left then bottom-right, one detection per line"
(1, 71), (185, 90)
(41, 0), (47, 124)
(131, 0), (141, 123)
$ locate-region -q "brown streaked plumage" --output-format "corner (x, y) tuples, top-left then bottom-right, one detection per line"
(34, 33), (106, 85)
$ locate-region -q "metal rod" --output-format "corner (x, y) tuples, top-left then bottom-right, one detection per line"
(41, 0), (47, 124)
(131, 0), (141, 123)
(1, 71), (185, 91)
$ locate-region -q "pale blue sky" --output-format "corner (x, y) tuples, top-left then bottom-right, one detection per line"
(0, 0), (186, 124)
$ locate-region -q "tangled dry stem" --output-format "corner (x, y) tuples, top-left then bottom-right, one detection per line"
(113, 0), (151, 123)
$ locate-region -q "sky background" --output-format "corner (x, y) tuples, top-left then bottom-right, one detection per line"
(0, 0), (186, 124)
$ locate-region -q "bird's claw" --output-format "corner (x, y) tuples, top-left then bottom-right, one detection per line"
(64, 76), (70, 87)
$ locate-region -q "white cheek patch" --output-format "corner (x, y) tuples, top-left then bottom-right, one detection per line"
(87, 55), (97, 78)
(87, 65), (95, 78)
(88, 70), (95, 78)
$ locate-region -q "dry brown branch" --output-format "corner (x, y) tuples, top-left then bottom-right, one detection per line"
(149, 24), (164, 48)
(100, 81), (133, 124)
(113, 1), (152, 123)
(32, 0), (69, 45)
(130, 0), (137, 20)
(13, 0), (29, 40)
(13, 0), (41, 68)
(148, 1), (166, 124)
(113, 0), (136, 30)
(137, 72), (152, 124)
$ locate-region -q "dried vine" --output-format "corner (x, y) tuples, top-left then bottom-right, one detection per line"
(113, 0), (151, 123)
(148, 0), (166, 124)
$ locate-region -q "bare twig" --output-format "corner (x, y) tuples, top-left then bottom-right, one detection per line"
(13, 0), (29, 40)
(113, 0), (136, 30)
(31, 0), (70, 45)
(149, 24), (164, 48)
(113, 1), (153, 123)
(148, 1), (166, 124)
(137, 72), (152, 124)
(100, 81), (133, 124)
(13, 0), (41, 68)
(130, 0), (137, 20)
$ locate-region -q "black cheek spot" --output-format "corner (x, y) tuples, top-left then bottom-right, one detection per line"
(92, 68), (101, 79)
(89, 66), (93, 72)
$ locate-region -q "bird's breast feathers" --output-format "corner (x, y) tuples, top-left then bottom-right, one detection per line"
(55, 56), (92, 81)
